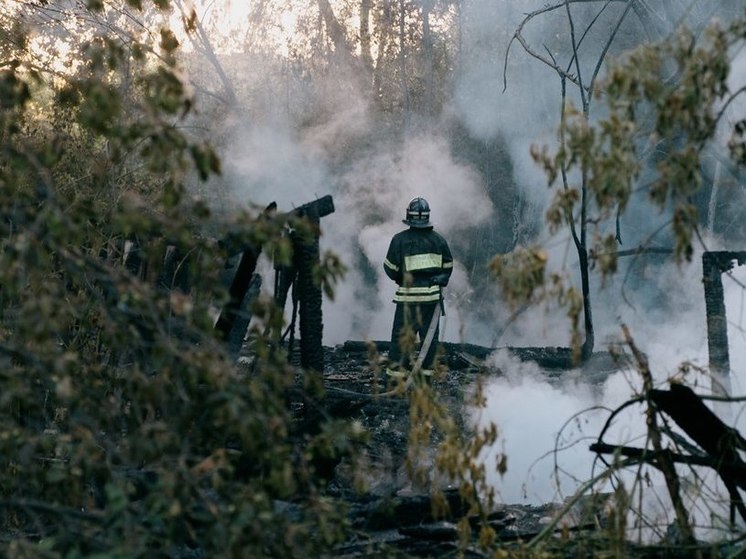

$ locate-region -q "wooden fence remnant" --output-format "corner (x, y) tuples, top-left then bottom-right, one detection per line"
(702, 251), (746, 396)
(111, 196), (337, 368)
(272, 195), (335, 373)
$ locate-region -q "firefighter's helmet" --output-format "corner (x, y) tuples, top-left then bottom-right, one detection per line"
(403, 197), (432, 228)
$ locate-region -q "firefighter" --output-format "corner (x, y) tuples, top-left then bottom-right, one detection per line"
(383, 197), (453, 377)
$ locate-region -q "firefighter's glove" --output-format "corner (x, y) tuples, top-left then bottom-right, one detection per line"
(431, 274), (449, 287)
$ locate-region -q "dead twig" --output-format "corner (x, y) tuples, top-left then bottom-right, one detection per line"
(621, 324), (696, 546)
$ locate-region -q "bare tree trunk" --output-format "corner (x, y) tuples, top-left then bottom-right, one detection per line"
(578, 247), (593, 361)
(317, 0), (371, 93)
(360, 0), (373, 72)
(398, 0), (409, 115)
(318, 0), (352, 58)
(372, 1), (392, 101)
(317, 0), (363, 72)
(173, 0), (238, 108)
(421, 0), (434, 115)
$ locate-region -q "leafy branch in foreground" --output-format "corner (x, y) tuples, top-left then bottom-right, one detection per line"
(525, 326), (746, 556)
(500, 6), (744, 360)
(493, 7), (746, 556)
(0, 3), (368, 557)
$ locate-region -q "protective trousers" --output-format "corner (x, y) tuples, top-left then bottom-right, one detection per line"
(388, 301), (439, 370)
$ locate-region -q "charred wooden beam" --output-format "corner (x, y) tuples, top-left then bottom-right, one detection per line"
(589, 442), (746, 473)
(213, 202), (277, 355)
(122, 238), (147, 280)
(340, 340), (619, 376)
(274, 195), (335, 373)
(648, 384), (746, 467)
(214, 248), (262, 351)
(287, 194), (335, 222)
(355, 488), (470, 530)
(593, 384), (746, 523)
(702, 251), (746, 395)
(295, 221), (324, 373)
(125, 198), (328, 429)
(157, 244), (191, 293)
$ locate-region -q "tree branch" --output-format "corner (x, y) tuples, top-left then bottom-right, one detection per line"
(173, 0), (238, 108)
(0, 498), (105, 522)
(589, 442), (746, 472)
(622, 325), (696, 545)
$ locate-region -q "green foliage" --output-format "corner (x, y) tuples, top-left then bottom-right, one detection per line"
(566, 20), (731, 265)
(505, 11), (746, 555)
(545, 186), (580, 235)
(502, 13), (745, 339)
(314, 252), (348, 300)
(0, 69), (30, 110)
(0, 3), (361, 557)
(489, 245), (586, 359)
(488, 246), (548, 308)
(9, 1), (745, 556)
(406, 378), (503, 553)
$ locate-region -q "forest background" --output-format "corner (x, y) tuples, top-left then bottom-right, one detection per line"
(2, 0), (746, 557)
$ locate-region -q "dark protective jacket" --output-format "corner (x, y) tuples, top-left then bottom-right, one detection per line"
(383, 227), (453, 304)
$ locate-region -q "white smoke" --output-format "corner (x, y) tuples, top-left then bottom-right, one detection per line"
(223, 118), (327, 210)
(185, 1), (746, 532)
(327, 133), (496, 343)
(473, 242), (746, 542)
(455, 0), (571, 212)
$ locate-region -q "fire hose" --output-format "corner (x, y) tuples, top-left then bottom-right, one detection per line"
(321, 303), (442, 400)
(373, 299), (443, 397)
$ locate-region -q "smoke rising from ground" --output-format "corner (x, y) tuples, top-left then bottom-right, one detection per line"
(185, 0), (746, 515)
(475, 247), (709, 501)
(475, 246), (746, 538)
(222, 105), (496, 343)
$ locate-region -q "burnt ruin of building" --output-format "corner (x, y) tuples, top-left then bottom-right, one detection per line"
(212, 195), (335, 371)
(116, 195), (335, 373)
(702, 251), (746, 396)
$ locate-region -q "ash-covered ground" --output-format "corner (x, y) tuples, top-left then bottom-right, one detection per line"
(299, 341), (619, 557)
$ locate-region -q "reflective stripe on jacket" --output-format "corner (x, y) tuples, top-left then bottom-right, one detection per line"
(383, 227), (453, 304)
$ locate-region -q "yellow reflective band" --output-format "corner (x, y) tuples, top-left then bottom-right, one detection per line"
(404, 253), (442, 271)
(397, 285), (441, 294)
(442, 261), (453, 269)
(384, 258), (399, 272)
(394, 285), (442, 303)
(394, 293), (442, 303)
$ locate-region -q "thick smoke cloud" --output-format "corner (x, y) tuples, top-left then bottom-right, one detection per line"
(220, 79), (495, 344)
(474, 238), (746, 528)
(309, 131), (495, 343)
(475, 252), (710, 503)
(455, 0), (559, 211)
(223, 120), (327, 210)
(189, 0), (746, 518)
(450, 1), (746, 521)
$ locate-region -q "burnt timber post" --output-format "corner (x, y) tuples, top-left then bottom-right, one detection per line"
(214, 202), (276, 358)
(276, 195), (335, 373)
(215, 249), (263, 357)
(702, 251), (746, 397)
